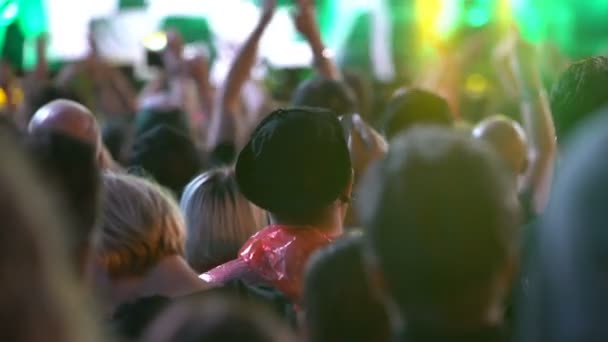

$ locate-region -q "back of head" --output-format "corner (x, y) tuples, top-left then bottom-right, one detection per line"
(102, 120), (130, 163)
(0, 129), (101, 342)
(382, 88), (453, 140)
(342, 70), (372, 120)
(551, 56), (608, 141)
(128, 124), (201, 197)
(531, 109), (608, 341)
(304, 236), (389, 342)
(142, 295), (294, 342)
(291, 77), (357, 116)
(25, 131), (101, 272)
(28, 99), (101, 155)
(134, 107), (191, 138)
(359, 127), (519, 322)
(472, 115), (528, 176)
(96, 173), (185, 278)
(180, 168), (267, 273)
(236, 107), (352, 224)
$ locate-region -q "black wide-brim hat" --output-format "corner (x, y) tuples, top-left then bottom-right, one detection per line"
(236, 108), (352, 216)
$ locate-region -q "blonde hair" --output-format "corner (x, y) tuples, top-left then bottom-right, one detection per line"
(96, 173), (185, 278)
(180, 168), (267, 273)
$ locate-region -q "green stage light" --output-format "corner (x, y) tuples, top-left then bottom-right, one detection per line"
(466, 7), (490, 27)
(17, 0), (46, 38)
(512, 0), (608, 57)
(0, 0), (18, 26)
(462, 0), (494, 28)
(1, 2), (17, 22)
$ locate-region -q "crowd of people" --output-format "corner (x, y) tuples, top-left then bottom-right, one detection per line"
(2, 0), (608, 341)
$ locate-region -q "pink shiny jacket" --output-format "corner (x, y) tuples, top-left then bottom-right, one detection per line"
(201, 225), (334, 302)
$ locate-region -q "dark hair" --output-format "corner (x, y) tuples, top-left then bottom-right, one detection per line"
(141, 295), (294, 342)
(550, 56), (608, 141)
(359, 127), (518, 316)
(21, 83), (82, 124)
(342, 70), (372, 119)
(236, 108), (351, 224)
(381, 88), (452, 140)
(291, 77), (357, 116)
(128, 125), (201, 197)
(25, 131), (101, 271)
(134, 107), (191, 138)
(102, 120), (130, 164)
(304, 235), (389, 342)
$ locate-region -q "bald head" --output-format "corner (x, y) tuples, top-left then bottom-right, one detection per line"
(473, 116), (528, 176)
(28, 99), (101, 154)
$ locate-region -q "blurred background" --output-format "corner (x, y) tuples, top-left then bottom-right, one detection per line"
(4, 0), (608, 68)
(1, 0), (608, 120)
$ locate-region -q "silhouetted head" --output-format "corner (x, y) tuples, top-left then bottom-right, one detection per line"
(551, 56), (608, 142)
(0, 128), (102, 342)
(473, 115), (528, 177)
(236, 107), (352, 227)
(28, 99), (101, 156)
(381, 88), (453, 140)
(128, 125), (201, 198)
(304, 235), (390, 342)
(291, 78), (357, 117)
(531, 109), (608, 341)
(141, 295), (294, 342)
(360, 127), (519, 331)
(25, 131), (101, 275)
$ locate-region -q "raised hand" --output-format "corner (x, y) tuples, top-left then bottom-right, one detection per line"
(494, 30), (541, 98)
(86, 31), (99, 59)
(510, 35), (542, 94)
(293, 0), (319, 40)
(163, 31), (186, 76)
(292, 0), (340, 79)
(35, 34), (48, 57)
(348, 114), (388, 179)
(260, 0), (277, 24)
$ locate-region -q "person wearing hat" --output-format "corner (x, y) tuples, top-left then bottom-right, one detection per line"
(201, 107), (353, 303)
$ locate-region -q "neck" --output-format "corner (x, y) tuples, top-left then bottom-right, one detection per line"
(97, 255), (206, 314)
(271, 212), (343, 237)
(142, 255), (204, 292)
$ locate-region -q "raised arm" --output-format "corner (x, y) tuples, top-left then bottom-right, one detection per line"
(86, 33), (137, 116)
(510, 38), (557, 214)
(21, 34), (50, 101)
(33, 34), (49, 81)
(207, 0), (276, 154)
(293, 0), (340, 80)
(57, 33), (137, 116)
(188, 54), (214, 118)
(220, 0), (275, 115)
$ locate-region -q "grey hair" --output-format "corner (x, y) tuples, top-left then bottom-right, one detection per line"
(180, 168), (267, 273)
